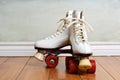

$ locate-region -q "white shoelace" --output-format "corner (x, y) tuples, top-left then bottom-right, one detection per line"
(45, 17), (93, 40)
(70, 18), (93, 42)
(62, 18), (93, 42)
(45, 18), (71, 40)
(67, 18), (93, 32)
(57, 17), (72, 31)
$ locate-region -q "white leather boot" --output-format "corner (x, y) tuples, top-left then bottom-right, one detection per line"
(34, 10), (74, 61)
(69, 11), (93, 70)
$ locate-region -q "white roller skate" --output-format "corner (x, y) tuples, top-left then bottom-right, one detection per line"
(34, 10), (74, 61)
(69, 11), (94, 70)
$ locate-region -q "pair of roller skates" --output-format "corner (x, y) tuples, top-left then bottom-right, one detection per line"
(34, 10), (96, 74)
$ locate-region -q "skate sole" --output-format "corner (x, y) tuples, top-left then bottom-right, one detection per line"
(35, 44), (71, 50)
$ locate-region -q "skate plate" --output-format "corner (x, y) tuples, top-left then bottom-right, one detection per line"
(35, 46), (92, 57)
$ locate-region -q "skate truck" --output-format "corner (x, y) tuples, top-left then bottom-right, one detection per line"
(34, 45), (96, 74)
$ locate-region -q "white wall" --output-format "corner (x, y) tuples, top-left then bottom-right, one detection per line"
(0, 0), (120, 42)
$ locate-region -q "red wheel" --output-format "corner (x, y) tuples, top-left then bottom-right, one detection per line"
(65, 57), (73, 70)
(45, 55), (58, 68)
(87, 59), (96, 73)
(68, 59), (79, 74)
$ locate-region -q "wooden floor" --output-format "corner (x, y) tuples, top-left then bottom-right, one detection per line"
(0, 56), (120, 80)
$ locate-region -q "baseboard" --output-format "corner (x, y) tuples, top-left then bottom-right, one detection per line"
(0, 42), (36, 56)
(0, 42), (120, 56)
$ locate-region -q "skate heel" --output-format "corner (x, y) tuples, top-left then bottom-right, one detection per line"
(34, 51), (44, 61)
(79, 57), (92, 71)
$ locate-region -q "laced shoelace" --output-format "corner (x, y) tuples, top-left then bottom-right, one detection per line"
(45, 17), (72, 40)
(68, 18), (93, 32)
(70, 18), (93, 42)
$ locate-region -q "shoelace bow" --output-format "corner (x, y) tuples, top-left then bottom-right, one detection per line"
(45, 18), (70, 39)
(58, 18), (93, 42)
(57, 18), (93, 32)
(57, 17), (71, 31)
(68, 18), (93, 32)
(45, 17), (93, 39)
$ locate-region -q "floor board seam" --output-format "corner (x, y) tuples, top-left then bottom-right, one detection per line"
(0, 56), (9, 65)
(96, 58), (116, 80)
(15, 56), (31, 80)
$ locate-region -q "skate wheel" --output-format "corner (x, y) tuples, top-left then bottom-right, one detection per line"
(87, 59), (96, 73)
(45, 55), (58, 68)
(68, 59), (79, 74)
(65, 57), (73, 70)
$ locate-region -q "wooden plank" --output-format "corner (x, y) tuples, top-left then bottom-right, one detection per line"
(115, 56), (120, 60)
(0, 57), (8, 64)
(79, 74), (95, 80)
(17, 57), (50, 80)
(0, 56), (29, 80)
(95, 56), (120, 80)
(0, 56), (118, 80)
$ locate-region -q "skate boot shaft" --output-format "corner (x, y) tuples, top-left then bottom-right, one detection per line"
(70, 11), (93, 54)
(35, 10), (75, 49)
(69, 10), (94, 71)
